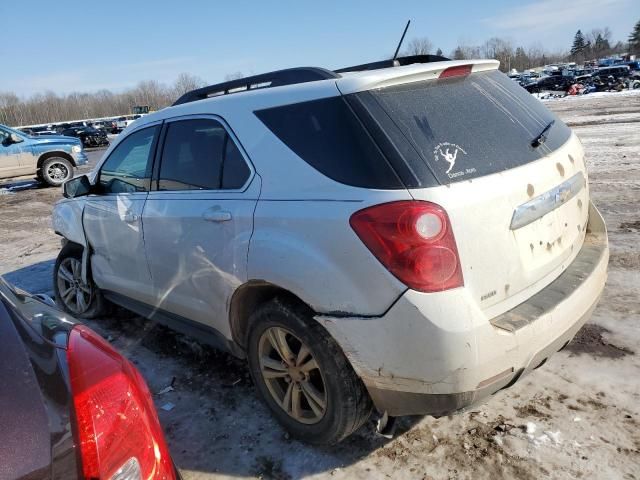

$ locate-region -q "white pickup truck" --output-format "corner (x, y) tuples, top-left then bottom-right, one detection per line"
(115, 114), (143, 132)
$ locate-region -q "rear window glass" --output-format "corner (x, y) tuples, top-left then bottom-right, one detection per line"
(254, 97), (402, 189)
(357, 70), (571, 185)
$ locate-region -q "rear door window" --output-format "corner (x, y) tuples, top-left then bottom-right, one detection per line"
(158, 118), (251, 191)
(354, 70), (571, 185)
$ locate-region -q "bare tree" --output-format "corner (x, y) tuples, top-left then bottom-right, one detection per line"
(451, 46), (465, 60)
(586, 27), (612, 46)
(224, 72), (244, 81)
(586, 27), (612, 57)
(173, 73), (206, 98)
(3, 29), (615, 128)
(457, 44), (482, 60)
(482, 37), (514, 71)
(405, 37), (433, 56)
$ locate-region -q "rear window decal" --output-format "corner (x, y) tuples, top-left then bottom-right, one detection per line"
(433, 142), (474, 179)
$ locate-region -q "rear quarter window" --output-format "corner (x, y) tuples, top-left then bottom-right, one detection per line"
(254, 96), (403, 189)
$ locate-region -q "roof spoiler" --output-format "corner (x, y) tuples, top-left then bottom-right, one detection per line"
(335, 54), (451, 73)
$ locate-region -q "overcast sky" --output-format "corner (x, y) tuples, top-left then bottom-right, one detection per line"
(1, 0), (638, 96)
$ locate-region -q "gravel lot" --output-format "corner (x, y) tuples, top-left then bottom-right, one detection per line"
(1, 92), (639, 479)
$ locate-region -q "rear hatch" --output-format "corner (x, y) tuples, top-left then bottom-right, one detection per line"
(340, 62), (589, 316)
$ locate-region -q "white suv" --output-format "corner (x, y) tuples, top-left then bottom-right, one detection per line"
(52, 57), (609, 444)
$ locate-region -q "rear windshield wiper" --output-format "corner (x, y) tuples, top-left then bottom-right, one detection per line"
(531, 120), (555, 148)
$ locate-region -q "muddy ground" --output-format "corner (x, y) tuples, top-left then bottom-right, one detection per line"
(1, 91), (639, 479)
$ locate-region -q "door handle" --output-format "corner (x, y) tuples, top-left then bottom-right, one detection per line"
(123, 211), (139, 223)
(203, 210), (232, 222)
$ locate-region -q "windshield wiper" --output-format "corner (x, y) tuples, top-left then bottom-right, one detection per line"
(531, 120), (555, 148)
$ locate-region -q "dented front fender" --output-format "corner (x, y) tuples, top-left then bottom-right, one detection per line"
(52, 199), (87, 247)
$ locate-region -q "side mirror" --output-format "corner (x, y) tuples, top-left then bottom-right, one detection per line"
(2, 133), (23, 146)
(63, 175), (92, 198)
(9, 133), (23, 145)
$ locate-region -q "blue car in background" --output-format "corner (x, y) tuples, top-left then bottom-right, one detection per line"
(0, 123), (87, 186)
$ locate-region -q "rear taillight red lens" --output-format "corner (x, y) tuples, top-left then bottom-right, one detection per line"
(350, 201), (463, 292)
(67, 325), (175, 480)
(439, 64), (472, 78)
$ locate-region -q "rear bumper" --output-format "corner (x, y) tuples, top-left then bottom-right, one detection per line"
(318, 201), (608, 416)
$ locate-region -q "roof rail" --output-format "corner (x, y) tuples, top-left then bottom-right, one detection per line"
(335, 54), (450, 73)
(172, 56), (453, 106)
(172, 67), (339, 106)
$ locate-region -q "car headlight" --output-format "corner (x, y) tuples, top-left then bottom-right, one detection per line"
(71, 145), (82, 153)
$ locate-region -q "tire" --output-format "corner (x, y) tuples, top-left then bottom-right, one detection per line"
(41, 156), (73, 187)
(53, 243), (110, 319)
(247, 298), (373, 445)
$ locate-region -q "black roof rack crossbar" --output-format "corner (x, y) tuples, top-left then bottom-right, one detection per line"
(172, 67), (339, 106)
(335, 54), (450, 73)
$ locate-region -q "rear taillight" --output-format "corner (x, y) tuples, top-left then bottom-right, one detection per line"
(350, 201), (463, 292)
(439, 64), (472, 78)
(67, 325), (175, 480)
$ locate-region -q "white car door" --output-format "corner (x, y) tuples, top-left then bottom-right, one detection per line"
(83, 123), (161, 304)
(142, 116), (258, 339)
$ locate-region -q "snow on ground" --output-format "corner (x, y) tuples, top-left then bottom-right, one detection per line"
(0, 93), (639, 479)
(535, 88), (640, 103)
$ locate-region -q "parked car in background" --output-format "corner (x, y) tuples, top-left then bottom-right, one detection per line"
(52, 58), (609, 444)
(34, 130), (60, 137)
(0, 277), (178, 480)
(54, 122), (87, 135)
(115, 114), (142, 132)
(595, 65), (630, 80)
(90, 120), (116, 133)
(573, 74), (593, 83)
(628, 73), (640, 89)
(524, 75), (572, 93)
(625, 61), (640, 72)
(0, 123), (87, 185)
(22, 126), (59, 136)
(61, 126), (109, 148)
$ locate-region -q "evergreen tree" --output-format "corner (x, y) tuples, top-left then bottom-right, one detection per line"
(629, 19), (640, 55)
(570, 30), (587, 56)
(593, 34), (610, 55)
(514, 46), (528, 70)
(452, 47), (465, 60)
(436, 47), (443, 56)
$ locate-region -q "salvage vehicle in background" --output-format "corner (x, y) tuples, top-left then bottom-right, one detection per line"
(90, 119), (117, 133)
(52, 56), (609, 444)
(115, 114), (143, 132)
(0, 277), (178, 480)
(54, 122), (86, 133)
(524, 74), (573, 93)
(61, 126), (110, 148)
(596, 65), (631, 80)
(0, 123), (87, 186)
